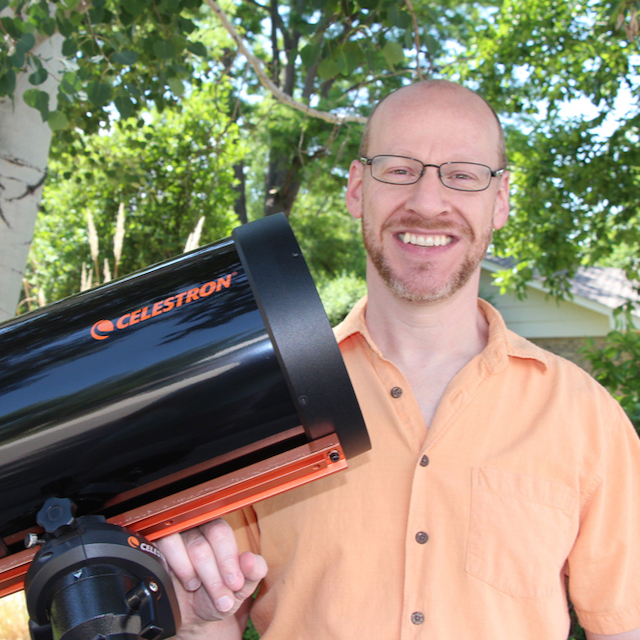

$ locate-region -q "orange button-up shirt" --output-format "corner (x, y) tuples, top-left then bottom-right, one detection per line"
(230, 298), (640, 639)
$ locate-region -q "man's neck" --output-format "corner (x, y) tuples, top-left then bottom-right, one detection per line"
(364, 272), (489, 427)
(365, 274), (488, 361)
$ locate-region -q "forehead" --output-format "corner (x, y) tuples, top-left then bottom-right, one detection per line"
(367, 86), (502, 165)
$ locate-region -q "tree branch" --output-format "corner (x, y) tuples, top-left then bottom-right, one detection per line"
(404, 0), (424, 81)
(203, 0), (366, 125)
(269, 0), (280, 84)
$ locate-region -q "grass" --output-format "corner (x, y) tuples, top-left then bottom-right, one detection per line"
(0, 593), (29, 640)
(243, 618), (260, 639)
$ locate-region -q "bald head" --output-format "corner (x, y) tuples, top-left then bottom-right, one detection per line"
(359, 80), (507, 169)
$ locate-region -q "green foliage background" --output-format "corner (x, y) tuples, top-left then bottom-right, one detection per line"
(582, 310), (640, 432)
(28, 80), (245, 305)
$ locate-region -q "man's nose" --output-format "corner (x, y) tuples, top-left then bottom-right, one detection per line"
(404, 166), (450, 217)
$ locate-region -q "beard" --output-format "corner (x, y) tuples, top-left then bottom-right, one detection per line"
(362, 211), (493, 304)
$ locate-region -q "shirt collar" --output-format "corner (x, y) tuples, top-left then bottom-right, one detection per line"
(478, 298), (548, 373)
(334, 296), (548, 373)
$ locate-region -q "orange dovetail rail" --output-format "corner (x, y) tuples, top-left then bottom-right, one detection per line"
(0, 433), (346, 598)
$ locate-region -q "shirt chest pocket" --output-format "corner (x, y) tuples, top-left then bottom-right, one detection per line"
(465, 467), (579, 599)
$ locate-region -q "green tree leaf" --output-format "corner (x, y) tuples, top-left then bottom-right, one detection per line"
(61, 37), (78, 57)
(122, 0), (147, 17)
(153, 40), (177, 60)
(300, 43), (321, 66)
(382, 41), (405, 66)
(318, 57), (340, 80)
(9, 49), (25, 68)
(15, 32), (36, 54)
(22, 88), (50, 120)
(186, 41), (207, 57)
(28, 67), (48, 86)
(114, 95), (134, 119)
(167, 77), (184, 96)
(112, 50), (139, 65)
(0, 16), (21, 39)
(0, 70), (16, 96)
(48, 110), (69, 131)
(86, 81), (112, 107)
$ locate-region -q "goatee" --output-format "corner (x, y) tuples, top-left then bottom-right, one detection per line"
(362, 213), (493, 304)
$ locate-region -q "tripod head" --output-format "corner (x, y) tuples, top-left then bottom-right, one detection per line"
(26, 498), (179, 640)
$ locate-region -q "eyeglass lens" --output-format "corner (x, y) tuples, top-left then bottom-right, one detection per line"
(370, 156), (492, 191)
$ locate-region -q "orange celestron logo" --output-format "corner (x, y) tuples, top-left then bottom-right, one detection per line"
(127, 536), (166, 561)
(90, 272), (237, 341)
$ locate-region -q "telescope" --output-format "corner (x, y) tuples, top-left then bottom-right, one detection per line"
(0, 214), (370, 640)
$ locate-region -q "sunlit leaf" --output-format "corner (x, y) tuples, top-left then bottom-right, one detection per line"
(48, 110), (69, 131)
(167, 77), (184, 96)
(318, 57), (340, 80)
(382, 41), (404, 66)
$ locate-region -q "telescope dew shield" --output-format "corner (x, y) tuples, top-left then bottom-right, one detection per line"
(0, 213), (370, 595)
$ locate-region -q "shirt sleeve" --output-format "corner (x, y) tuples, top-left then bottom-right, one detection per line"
(568, 399), (640, 634)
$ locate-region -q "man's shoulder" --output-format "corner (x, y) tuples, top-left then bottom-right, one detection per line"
(482, 299), (606, 388)
(508, 328), (599, 382)
(505, 329), (629, 427)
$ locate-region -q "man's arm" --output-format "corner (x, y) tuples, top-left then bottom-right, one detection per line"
(586, 628), (640, 640)
(156, 519), (268, 640)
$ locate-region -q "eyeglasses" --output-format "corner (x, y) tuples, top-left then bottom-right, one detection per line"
(360, 155), (506, 192)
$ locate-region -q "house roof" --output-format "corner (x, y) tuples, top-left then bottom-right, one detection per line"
(483, 256), (640, 320)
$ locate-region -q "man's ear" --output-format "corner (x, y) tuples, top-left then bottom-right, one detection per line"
(492, 171), (510, 231)
(345, 160), (364, 220)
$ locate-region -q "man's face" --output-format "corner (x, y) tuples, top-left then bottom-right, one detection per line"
(346, 85), (510, 304)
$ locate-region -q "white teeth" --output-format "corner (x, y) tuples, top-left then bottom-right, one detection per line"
(399, 233), (453, 247)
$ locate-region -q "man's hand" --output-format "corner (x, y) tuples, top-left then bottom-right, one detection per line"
(585, 629), (640, 640)
(156, 519), (267, 638)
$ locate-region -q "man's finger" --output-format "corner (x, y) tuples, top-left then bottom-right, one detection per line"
(233, 551), (268, 602)
(156, 532), (201, 592)
(183, 522), (239, 614)
(199, 519), (245, 591)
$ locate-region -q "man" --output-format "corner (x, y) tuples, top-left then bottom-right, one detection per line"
(158, 80), (640, 639)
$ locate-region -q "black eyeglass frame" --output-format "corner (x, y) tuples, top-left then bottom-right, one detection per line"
(359, 155), (506, 192)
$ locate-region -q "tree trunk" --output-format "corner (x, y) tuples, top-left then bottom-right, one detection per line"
(0, 19), (63, 322)
(262, 0), (304, 218)
(264, 150), (302, 217)
(233, 162), (248, 224)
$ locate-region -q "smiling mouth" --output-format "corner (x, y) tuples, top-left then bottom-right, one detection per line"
(398, 233), (453, 247)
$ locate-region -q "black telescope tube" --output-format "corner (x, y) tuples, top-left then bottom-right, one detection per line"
(0, 214), (369, 544)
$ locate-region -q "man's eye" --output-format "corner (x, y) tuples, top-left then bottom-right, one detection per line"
(451, 171), (474, 180)
(385, 166), (417, 176)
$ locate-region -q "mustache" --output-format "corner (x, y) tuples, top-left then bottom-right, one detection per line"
(380, 215), (472, 238)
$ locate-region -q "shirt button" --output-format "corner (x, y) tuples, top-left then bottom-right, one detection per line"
(411, 612), (425, 625)
(419, 455), (429, 467)
(390, 386), (403, 398)
(415, 531), (429, 544)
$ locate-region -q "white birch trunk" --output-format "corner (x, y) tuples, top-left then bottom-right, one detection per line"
(0, 10), (64, 322)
